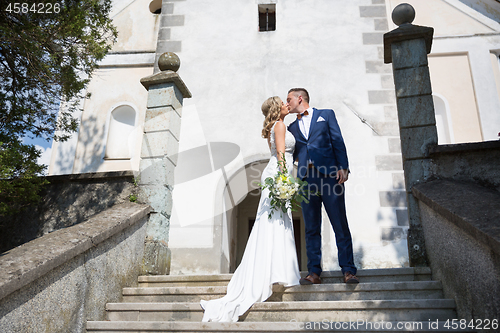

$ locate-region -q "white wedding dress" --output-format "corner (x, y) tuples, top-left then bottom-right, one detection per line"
(200, 123), (301, 322)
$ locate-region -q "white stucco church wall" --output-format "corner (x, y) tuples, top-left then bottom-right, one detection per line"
(49, 0), (500, 275)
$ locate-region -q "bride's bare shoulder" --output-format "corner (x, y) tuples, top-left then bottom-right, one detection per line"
(274, 121), (286, 133)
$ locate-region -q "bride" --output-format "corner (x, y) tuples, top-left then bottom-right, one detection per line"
(200, 96), (301, 322)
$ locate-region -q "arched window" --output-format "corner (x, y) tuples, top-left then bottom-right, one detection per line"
(433, 94), (454, 145)
(105, 105), (136, 159)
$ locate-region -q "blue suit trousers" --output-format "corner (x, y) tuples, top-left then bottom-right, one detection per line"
(301, 167), (356, 276)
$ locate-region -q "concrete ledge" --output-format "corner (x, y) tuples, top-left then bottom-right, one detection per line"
(429, 140), (500, 155)
(427, 140), (500, 192)
(86, 320), (474, 332)
(43, 170), (136, 183)
(0, 171), (138, 253)
(105, 299), (457, 311)
(0, 202), (151, 301)
(412, 179), (500, 256)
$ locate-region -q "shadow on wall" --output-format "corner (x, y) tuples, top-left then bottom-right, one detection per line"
(53, 113), (106, 175)
(353, 238), (409, 270)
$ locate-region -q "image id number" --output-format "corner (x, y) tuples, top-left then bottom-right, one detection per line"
(444, 319), (498, 330)
(5, 3), (61, 14)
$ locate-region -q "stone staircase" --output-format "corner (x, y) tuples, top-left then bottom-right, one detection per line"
(86, 268), (474, 332)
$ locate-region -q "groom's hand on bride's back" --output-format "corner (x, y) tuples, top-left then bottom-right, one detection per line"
(336, 169), (349, 184)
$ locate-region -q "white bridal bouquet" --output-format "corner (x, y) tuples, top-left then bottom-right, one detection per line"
(259, 154), (310, 219)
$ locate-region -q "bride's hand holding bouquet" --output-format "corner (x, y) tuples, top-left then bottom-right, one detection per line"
(259, 153), (311, 219)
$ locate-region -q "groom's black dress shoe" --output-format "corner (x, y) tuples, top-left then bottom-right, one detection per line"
(299, 272), (321, 285)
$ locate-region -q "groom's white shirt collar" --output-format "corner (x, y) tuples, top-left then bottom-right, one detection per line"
(299, 107), (314, 139)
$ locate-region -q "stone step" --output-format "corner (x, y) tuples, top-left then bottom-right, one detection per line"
(87, 320), (476, 332)
(137, 267), (432, 287)
(122, 281), (444, 303)
(105, 299), (457, 322)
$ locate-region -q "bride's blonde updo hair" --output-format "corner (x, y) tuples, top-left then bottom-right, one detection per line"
(261, 96), (282, 139)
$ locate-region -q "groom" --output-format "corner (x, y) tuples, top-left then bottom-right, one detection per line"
(287, 88), (358, 284)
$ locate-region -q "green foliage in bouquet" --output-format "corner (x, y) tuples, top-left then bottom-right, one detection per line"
(259, 153), (311, 219)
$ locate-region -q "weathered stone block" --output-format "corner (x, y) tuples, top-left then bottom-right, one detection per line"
(377, 46), (384, 59)
(144, 106), (181, 139)
(368, 90), (396, 104)
(160, 15), (184, 27)
(141, 240), (171, 275)
(381, 74), (394, 89)
(407, 224), (429, 266)
(381, 227), (405, 241)
(403, 158), (433, 189)
(157, 27), (171, 41)
(379, 191), (407, 207)
(139, 157), (176, 186)
(396, 209), (409, 226)
(392, 172), (405, 189)
(145, 212), (171, 242)
(366, 61), (392, 74)
(400, 126), (438, 160)
(162, 3), (174, 14)
(360, 6), (386, 17)
(388, 138), (401, 153)
(406, 194), (422, 228)
(141, 131), (179, 159)
(139, 185), (173, 217)
(363, 33), (384, 45)
(372, 121), (400, 136)
(157, 40), (182, 53)
(147, 83), (183, 110)
(384, 24), (433, 64)
(393, 66), (432, 98)
(391, 38), (428, 70)
(375, 155), (403, 171)
(384, 105), (398, 121)
(397, 95), (435, 128)
(374, 18), (388, 31)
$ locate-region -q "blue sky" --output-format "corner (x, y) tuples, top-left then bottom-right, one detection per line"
(22, 136), (53, 172)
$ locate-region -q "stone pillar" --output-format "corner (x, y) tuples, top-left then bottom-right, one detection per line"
(384, 4), (436, 267)
(139, 52), (191, 275)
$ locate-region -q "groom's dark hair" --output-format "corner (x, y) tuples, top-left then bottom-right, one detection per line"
(288, 88), (310, 104)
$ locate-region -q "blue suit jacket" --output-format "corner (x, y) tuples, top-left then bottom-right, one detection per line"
(288, 108), (349, 179)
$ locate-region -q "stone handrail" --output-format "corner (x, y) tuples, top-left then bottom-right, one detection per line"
(412, 179), (500, 256)
(0, 202), (150, 301)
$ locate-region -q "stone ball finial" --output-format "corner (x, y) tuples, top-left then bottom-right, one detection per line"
(158, 52), (180, 72)
(392, 3), (415, 26)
